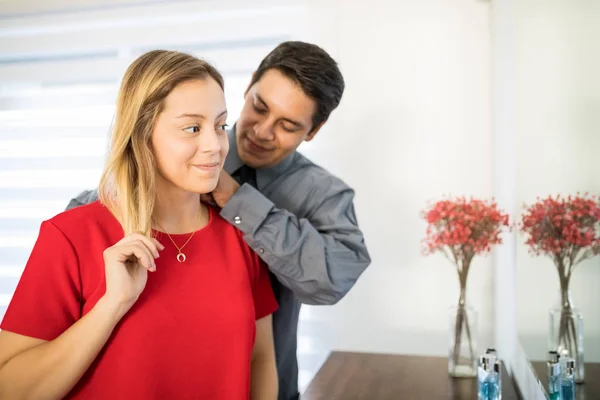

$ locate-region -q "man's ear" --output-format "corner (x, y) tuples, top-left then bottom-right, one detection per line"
(305, 121), (326, 142)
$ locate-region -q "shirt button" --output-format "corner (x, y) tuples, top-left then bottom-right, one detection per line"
(259, 248), (265, 254)
(234, 216), (242, 224)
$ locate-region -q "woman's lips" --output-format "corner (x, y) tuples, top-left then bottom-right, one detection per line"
(193, 162), (219, 172)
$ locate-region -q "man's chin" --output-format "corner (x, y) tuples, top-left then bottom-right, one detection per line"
(238, 149), (264, 168)
(242, 156), (274, 170)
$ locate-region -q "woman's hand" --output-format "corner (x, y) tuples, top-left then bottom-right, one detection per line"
(102, 233), (164, 318)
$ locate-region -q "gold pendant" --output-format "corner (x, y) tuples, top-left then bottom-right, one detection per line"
(177, 252), (186, 263)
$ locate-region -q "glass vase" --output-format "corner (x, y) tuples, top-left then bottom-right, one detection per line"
(548, 290), (585, 383)
(448, 302), (478, 378)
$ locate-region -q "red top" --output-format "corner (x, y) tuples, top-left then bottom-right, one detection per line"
(1, 201), (278, 399)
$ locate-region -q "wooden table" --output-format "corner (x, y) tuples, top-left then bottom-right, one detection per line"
(302, 351), (520, 400)
(531, 361), (600, 400)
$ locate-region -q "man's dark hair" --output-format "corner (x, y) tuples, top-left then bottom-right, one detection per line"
(249, 41), (345, 131)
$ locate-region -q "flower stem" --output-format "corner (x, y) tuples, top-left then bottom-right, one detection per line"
(452, 274), (475, 373)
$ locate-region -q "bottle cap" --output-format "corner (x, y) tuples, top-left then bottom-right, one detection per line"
(486, 348), (498, 358)
(479, 355), (492, 371)
(493, 360), (501, 373)
(547, 351), (559, 364)
(565, 359), (575, 375)
(547, 351), (561, 376)
(479, 354), (498, 373)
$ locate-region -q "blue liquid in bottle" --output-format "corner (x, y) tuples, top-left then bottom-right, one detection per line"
(560, 358), (576, 400)
(548, 373), (560, 400)
(547, 351), (561, 400)
(478, 354), (500, 400)
(560, 380), (575, 400)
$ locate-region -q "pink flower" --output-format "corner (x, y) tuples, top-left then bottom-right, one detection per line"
(519, 194), (600, 264)
(421, 196), (511, 266)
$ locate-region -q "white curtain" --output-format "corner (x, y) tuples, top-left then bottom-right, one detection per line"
(0, 0), (304, 313)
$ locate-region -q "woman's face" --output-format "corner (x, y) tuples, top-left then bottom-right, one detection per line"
(151, 78), (228, 195)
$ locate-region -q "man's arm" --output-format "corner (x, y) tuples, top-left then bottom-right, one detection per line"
(66, 189), (99, 210)
(219, 177), (371, 306)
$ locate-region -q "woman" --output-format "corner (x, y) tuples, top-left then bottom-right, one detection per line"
(0, 50), (278, 399)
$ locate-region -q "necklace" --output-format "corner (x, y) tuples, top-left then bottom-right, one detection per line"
(155, 223), (196, 263)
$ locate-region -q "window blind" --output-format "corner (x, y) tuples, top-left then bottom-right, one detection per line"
(0, 0), (326, 392)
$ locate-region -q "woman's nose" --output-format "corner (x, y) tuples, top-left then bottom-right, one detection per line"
(200, 128), (221, 153)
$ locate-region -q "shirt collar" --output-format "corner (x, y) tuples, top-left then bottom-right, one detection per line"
(224, 123), (296, 190)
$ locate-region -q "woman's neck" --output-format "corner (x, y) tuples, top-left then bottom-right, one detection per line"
(153, 182), (209, 234)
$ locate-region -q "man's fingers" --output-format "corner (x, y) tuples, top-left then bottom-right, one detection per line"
(200, 193), (215, 204)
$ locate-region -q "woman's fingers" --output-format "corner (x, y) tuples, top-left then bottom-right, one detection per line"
(118, 233), (164, 258)
(117, 242), (156, 272)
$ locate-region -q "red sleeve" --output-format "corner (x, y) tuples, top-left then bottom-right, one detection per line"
(249, 251), (278, 320)
(0, 220), (81, 341)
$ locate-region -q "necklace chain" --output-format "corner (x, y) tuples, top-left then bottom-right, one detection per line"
(155, 222), (197, 263)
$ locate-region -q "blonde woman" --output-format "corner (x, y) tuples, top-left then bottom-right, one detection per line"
(0, 50), (278, 399)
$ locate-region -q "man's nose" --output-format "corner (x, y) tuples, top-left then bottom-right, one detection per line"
(254, 119), (275, 141)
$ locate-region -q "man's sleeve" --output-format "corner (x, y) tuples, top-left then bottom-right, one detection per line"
(66, 189), (99, 210)
(220, 179), (371, 306)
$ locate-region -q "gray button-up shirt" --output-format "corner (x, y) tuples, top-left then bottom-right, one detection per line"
(66, 127), (371, 400)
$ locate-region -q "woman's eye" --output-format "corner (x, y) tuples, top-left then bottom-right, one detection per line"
(183, 125), (200, 134)
(218, 123), (229, 131)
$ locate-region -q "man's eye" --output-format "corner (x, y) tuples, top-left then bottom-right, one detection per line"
(253, 104), (266, 114)
(183, 125), (200, 133)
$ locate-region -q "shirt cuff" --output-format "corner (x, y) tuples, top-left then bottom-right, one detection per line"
(220, 183), (274, 235)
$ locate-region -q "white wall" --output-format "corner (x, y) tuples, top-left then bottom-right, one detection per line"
(490, 0), (519, 378)
(515, 0), (600, 362)
(300, 0), (495, 360)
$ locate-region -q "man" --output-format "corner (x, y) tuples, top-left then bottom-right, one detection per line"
(67, 41), (371, 400)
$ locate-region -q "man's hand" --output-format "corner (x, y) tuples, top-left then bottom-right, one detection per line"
(202, 170), (240, 208)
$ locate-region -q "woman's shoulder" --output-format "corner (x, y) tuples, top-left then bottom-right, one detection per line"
(204, 204), (258, 260)
(206, 204), (247, 242)
(46, 200), (120, 240)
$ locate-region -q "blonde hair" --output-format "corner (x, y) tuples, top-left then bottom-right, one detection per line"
(98, 50), (224, 236)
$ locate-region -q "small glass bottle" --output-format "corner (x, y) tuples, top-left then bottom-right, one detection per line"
(549, 295), (585, 383)
(485, 348), (502, 399)
(491, 357), (501, 400)
(478, 354), (500, 400)
(560, 358), (576, 400)
(547, 351), (561, 400)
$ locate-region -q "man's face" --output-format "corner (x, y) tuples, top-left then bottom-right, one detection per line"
(235, 69), (323, 169)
